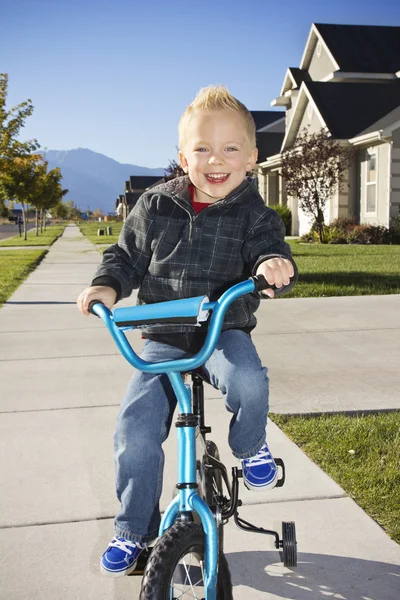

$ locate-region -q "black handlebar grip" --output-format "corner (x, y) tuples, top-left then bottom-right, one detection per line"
(88, 300), (104, 315)
(251, 274), (278, 292)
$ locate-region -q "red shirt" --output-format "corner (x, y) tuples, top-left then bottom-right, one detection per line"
(189, 184), (212, 214)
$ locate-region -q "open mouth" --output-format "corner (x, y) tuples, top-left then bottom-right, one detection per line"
(205, 173), (230, 184)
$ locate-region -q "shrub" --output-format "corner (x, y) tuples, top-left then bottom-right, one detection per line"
(347, 225), (391, 245)
(300, 230), (319, 243)
(271, 204), (292, 236)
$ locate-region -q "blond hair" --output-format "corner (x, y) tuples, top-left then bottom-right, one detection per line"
(178, 85), (256, 150)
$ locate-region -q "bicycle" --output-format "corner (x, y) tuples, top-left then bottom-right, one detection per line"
(90, 275), (297, 600)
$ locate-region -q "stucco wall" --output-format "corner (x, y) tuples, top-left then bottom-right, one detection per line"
(391, 127), (400, 224)
(307, 41), (336, 81)
(297, 99), (324, 135)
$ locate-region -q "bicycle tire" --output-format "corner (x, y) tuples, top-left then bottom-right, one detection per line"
(140, 521), (233, 600)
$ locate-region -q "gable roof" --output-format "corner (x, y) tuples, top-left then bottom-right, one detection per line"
(281, 68), (311, 95)
(282, 79), (400, 150)
(308, 80), (400, 139)
(250, 110), (284, 131)
(315, 24), (400, 74)
(129, 175), (164, 190)
(256, 132), (285, 163)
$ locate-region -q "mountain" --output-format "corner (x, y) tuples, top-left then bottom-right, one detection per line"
(44, 148), (165, 214)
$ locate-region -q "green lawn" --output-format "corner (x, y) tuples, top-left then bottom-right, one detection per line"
(0, 250), (47, 306)
(271, 412), (400, 544)
(287, 241), (400, 297)
(0, 225), (66, 247)
(78, 221), (122, 244)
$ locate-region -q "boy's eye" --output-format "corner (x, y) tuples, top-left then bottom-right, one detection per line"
(196, 147), (208, 152)
(226, 147), (238, 152)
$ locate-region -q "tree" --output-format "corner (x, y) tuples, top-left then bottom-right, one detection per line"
(1, 154), (43, 240)
(29, 161), (68, 233)
(92, 207), (104, 219)
(0, 74), (39, 215)
(164, 157), (185, 181)
(281, 127), (354, 243)
(51, 201), (69, 219)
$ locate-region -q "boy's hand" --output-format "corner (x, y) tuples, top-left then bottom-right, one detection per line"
(77, 285), (117, 316)
(256, 258), (294, 299)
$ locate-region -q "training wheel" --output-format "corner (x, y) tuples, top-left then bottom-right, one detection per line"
(282, 521), (297, 567)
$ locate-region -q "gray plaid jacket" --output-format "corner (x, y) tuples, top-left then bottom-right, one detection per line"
(92, 176), (297, 336)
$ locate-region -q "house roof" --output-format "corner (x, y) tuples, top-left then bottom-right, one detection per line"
(315, 24), (400, 74)
(250, 111), (284, 131)
(306, 80), (400, 139)
(129, 175), (164, 190)
(256, 132), (285, 163)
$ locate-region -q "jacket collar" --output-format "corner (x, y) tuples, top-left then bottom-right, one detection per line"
(149, 175), (258, 208)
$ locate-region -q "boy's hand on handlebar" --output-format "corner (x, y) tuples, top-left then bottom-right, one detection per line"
(256, 258), (294, 298)
(77, 286), (117, 316)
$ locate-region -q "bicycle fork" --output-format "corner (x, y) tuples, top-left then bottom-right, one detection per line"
(159, 371), (219, 600)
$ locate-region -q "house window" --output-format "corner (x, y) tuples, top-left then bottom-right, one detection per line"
(366, 149), (377, 213)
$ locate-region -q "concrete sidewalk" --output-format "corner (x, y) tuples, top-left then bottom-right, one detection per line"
(1, 224), (399, 600)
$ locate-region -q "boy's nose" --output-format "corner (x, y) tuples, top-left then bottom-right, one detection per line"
(208, 154), (224, 165)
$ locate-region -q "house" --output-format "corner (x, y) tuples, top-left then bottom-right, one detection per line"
(257, 23), (400, 235)
(115, 175), (165, 220)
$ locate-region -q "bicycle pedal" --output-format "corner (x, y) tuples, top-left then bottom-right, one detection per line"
(275, 458), (286, 488)
(128, 548), (152, 576)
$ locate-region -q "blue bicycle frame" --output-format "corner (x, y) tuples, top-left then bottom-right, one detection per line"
(92, 278), (259, 600)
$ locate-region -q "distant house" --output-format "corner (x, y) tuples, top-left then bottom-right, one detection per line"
(256, 23), (400, 235)
(115, 175), (165, 220)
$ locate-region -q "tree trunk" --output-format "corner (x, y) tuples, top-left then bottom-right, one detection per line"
(35, 209), (39, 236)
(40, 208), (43, 233)
(316, 205), (325, 243)
(21, 202), (27, 241)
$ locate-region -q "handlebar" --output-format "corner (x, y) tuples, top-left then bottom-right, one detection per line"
(89, 275), (271, 374)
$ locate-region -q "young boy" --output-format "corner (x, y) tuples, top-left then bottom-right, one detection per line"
(77, 85), (297, 577)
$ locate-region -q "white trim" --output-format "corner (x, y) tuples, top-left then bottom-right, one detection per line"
(349, 131), (382, 146)
(321, 71), (396, 82)
(388, 141), (392, 228)
(271, 97), (291, 107)
(299, 23), (340, 71)
(281, 82), (328, 151)
(365, 147), (378, 216)
(259, 153), (282, 169)
(280, 68), (298, 96)
(257, 116), (285, 133)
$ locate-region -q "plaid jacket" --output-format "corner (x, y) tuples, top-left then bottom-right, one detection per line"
(92, 176), (297, 336)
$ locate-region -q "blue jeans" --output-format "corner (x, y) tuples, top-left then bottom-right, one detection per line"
(113, 329), (269, 543)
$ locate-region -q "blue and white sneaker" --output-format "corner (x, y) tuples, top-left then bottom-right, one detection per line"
(100, 536), (144, 577)
(242, 443), (278, 491)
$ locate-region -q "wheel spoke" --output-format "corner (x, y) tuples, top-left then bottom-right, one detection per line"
(172, 553), (204, 599)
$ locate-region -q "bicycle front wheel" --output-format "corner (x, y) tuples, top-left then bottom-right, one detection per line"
(140, 521), (233, 600)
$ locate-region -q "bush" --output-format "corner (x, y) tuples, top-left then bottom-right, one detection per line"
(271, 204), (292, 236)
(300, 230), (319, 243)
(301, 218), (398, 244)
(347, 225), (391, 245)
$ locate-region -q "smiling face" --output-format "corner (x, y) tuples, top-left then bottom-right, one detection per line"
(179, 109), (258, 203)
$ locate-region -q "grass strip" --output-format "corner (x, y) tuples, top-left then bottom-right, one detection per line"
(78, 221), (122, 244)
(0, 250), (47, 307)
(271, 412), (400, 543)
(287, 242), (400, 297)
(0, 225), (66, 247)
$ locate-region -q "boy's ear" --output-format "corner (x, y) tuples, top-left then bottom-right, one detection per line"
(179, 151), (189, 174)
(246, 147), (258, 171)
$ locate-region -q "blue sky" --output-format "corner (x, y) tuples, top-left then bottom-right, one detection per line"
(2, 0), (400, 169)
